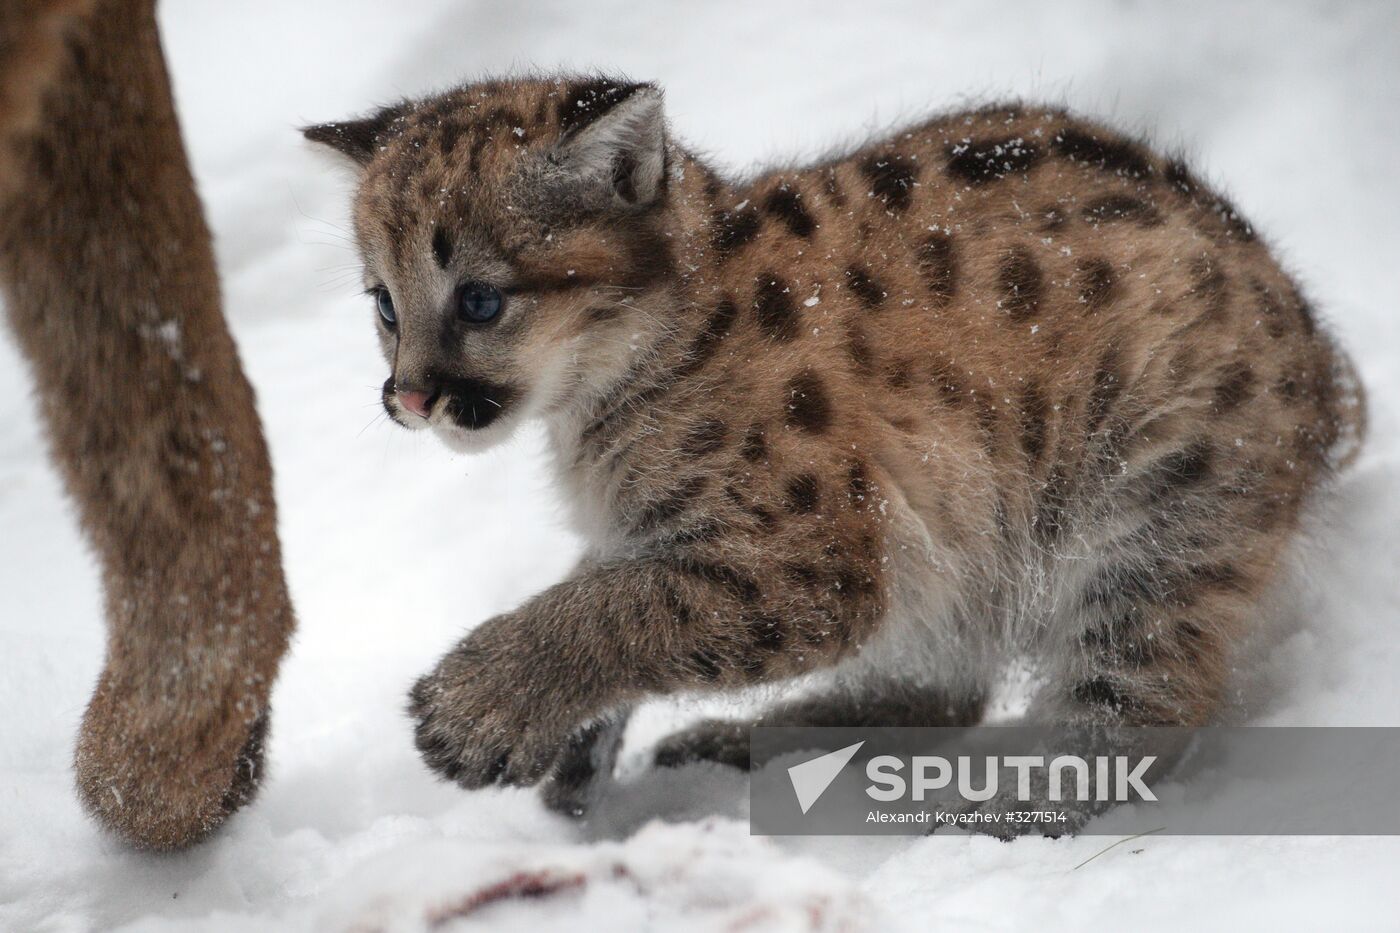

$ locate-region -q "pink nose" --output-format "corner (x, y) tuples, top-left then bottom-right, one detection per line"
(397, 387), (437, 418)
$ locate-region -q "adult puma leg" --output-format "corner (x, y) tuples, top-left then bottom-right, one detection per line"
(0, 0), (295, 849)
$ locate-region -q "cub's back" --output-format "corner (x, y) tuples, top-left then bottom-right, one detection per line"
(697, 105), (1360, 545)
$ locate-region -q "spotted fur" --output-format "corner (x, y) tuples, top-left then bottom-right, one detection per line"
(306, 78), (1367, 814)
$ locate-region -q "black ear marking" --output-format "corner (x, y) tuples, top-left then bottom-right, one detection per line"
(558, 79), (652, 136)
(554, 81), (667, 208)
(302, 103), (409, 165)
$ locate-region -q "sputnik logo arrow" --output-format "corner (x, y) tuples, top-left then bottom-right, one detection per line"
(787, 741), (865, 814)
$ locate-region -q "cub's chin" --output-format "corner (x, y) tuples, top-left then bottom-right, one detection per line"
(431, 416), (520, 454)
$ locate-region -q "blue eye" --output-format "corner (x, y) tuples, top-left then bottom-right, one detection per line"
(457, 281), (504, 323)
(374, 287), (396, 327)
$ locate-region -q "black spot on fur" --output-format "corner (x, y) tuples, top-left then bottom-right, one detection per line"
(1189, 256), (1230, 322)
(666, 556), (762, 604)
(1165, 158), (1255, 242)
(1084, 561), (1242, 614)
(845, 265), (887, 308)
(1072, 677), (1140, 713)
(860, 153), (918, 211)
(835, 566), (876, 601)
(685, 298), (739, 370)
(482, 106), (524, 133)
(763, 186), (816, 237)
(784, 563), (824, 590)
(785, 370), (832, 433)
(945, 136), (1043, 185)
(848, 460), (871, 507)
(740, 424), (768, 462)
(857, 532), (880, 561)
(1019, 383), (1049, 466)
(747, 503), (778, 532)
(1188, 562), (1244, 593)
(916, 233), (958, 305)
(1083, 195), (1162, 227)
(1086, 350), (1123, 437)
(711, 206), (762, 258)
(681, 419), (729, 457)
(1140, 442), (1214, 504)
(753, 274), (800, 341)
(689, 649), (723, 682)
(1077, 258), (1117, 310)
(531, 96), (550, 126)
(1083, 564), (1173, 611)
(1250, 279), (1289, 339)
(579, 367), (683, 448)
(557, 80), (648, 136)
(747, 615), (786, 652)
(928, 355), (967, 406)
(633, 474), (710, 533)
(998, 246), (1043, 319)
(784, 473), (821, 514)
(431, 227), (453, 268)
(1214, 363), (1256, 414)
(1175, 620), (1211, 664)
(666, 520), (725, 548)
(885, 358), (914, 391)
(1052, 128), (1153, 179)
(462, 106), (524, 168)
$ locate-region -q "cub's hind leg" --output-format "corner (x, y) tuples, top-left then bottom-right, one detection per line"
(653, 678), (987, 771)
(1043, 439), (1303, 730)
(964, 440), (1303, 837)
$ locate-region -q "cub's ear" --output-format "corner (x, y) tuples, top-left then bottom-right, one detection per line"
(301, 103), (408, 165)
(555, 82), (666, 207)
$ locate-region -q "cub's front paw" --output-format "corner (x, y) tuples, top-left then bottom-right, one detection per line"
(408, 632), (587, 789)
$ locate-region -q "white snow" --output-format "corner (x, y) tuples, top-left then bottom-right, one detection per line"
(2, 1), (1399, 930)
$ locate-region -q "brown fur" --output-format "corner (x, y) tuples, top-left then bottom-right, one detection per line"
(307, 77), (1365, 812)
(0, 0), (295, 848)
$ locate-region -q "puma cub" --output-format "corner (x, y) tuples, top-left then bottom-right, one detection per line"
(305, 77), (1364, 820)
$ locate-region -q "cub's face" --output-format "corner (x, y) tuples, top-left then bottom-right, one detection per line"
(305, 79), (673, 452)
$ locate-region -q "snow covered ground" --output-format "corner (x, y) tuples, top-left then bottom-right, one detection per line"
(3, 0), (1399, 929)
